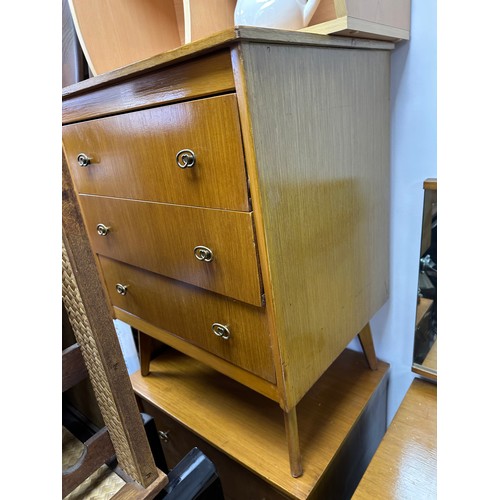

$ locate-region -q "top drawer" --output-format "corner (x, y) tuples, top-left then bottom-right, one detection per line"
(62, 94), (250, 211)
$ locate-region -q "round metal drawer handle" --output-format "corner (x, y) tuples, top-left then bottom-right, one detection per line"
(115, 283), (128, 296)
(176, 149), (196, 169)
(96, 223), (111, 236)
(77, 153), (92, 167)
(212, 323), (231, 340)
(194, 245), (213, 262)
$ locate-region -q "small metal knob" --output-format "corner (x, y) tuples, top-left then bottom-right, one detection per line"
(176, 149), (196, 169)
(77, 153), (92, 167)
(158, 430), (170, 443)
(212, 323), (230, 340)
(194, 245), (213, 262)
(96, 223), (110, 236)
(115, 283), (128, 296)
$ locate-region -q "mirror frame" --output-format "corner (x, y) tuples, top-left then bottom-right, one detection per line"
(412, 178), (437, 382)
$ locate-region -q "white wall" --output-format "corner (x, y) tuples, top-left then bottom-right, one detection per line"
(348, 0), (437, 423)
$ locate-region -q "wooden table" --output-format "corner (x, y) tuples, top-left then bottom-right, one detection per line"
(131, 348), (389, 499)
(353, 378), (437, 499)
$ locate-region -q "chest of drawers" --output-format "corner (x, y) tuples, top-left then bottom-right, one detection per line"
(62, 27), (392, 477)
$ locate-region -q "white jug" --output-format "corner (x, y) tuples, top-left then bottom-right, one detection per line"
(234, 0), (322, 31)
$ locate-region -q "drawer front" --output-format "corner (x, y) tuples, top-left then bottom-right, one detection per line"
(62, 94), (249, 211)
(99, 256), (275, 383)
(80, 195), (263, 306)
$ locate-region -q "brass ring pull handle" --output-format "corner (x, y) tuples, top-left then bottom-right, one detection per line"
(77, 153), (92, 167)
(96, 223), (111, 236)
(194, 245), (213, 262)
(115, 283), (128, 296)
(176, 149), (196, 169)
(212, 323), (230, 340)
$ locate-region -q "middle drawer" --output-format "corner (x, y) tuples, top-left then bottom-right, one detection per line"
(80, 195), (264, 306)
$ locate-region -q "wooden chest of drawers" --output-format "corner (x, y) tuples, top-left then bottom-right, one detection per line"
(62, 27), (393, 477)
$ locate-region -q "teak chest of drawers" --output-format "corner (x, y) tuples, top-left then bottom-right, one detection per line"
(62, 27), (393, 477)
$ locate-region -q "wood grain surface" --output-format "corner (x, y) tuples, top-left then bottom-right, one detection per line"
(353, 378), (437, 499)
(62, 28), (393, 101)
(307, 0), (410, 40)
(121, 313), (278, 401)
(131, 348), (389, 499)
(99, 256), (275, 383)
(239, 42), (390, 410)
(323, 0), (410, 28)
(63, 94), (249, 211)
(79, 196), (262, 306)
(185, 0), (237, 43)
(69, 0), (183, 75)
(62, 50), (235, 124)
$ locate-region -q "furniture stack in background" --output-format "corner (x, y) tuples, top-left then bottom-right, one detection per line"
(67, 0), (410, 76)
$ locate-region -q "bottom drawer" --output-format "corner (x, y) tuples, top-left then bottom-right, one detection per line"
(99, 256), (276, 383)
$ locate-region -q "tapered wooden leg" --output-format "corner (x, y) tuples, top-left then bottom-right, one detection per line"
(358, 323), (378, 370)
(283, 407), (303, 478)
(139, 331), (153, 376)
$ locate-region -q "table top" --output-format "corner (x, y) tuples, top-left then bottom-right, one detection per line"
(353, 377), (437, 499)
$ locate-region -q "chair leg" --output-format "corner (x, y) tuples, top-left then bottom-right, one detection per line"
(358, 323), (378, 370)
(284, 407), (303, 478)
(160, 448), (225, 499)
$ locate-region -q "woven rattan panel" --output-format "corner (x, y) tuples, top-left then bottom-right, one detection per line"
(63, 427), (125, 499)
(62, 242), (142, 484)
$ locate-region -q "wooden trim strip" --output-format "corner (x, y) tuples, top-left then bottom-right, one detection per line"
(241, 25), (395, 48)
(230, 45), (287, 409)
(301, 16), (408, 41)
(63, 50), (235, 124)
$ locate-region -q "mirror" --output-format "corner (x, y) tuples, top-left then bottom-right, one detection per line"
(412, 178), (437, 381)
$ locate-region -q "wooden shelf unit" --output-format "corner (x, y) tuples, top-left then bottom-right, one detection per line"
(68, 1), (409, 76)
